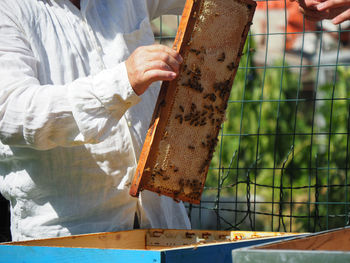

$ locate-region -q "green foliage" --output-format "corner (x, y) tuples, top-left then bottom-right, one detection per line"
(204, 38), (350, 232)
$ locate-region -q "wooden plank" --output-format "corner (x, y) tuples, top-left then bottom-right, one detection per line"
(1, 230), (302, 263)
(130, 0), (256, 204)
(4, 229), (147, 249)
(145, 229), (300, 249)
(257, 227), (350, 251)
(4, 229), (298, 250)
(0, 235), (297, 263)
(0, 245), (161, 263)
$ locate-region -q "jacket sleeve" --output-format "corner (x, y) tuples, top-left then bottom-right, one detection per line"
(146, 0), (187, 20)
(0, 10), (140, 150)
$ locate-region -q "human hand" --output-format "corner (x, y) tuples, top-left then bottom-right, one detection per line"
(125, 44), (183, 96)
(292, 0), (329, 21)
(316, 0), (350, 24)
(290, 0), (350, 24)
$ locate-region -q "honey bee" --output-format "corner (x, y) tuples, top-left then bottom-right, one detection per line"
(159, 99), (166, 107)
(217, 52), (225, 62)
(188, 145), (195, 150)
(189, 48), (200, 55)
(175, 114), (183, 124)
(227, 62), (236, 71)
(191, 103), (196, 112)
(186, 232), (196, 238)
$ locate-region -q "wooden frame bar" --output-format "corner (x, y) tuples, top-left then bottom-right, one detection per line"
(1, 229), (301, 263)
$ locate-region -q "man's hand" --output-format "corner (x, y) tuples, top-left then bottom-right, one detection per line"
(291, 0), (350, 24)
(125, 44), (183, 96)
(293, 0), (329, 21)
(316, 0), (350, 24)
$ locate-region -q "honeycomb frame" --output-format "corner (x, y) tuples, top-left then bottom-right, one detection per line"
(130, 0), (256, 204)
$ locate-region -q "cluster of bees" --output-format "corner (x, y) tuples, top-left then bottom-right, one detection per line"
(173, 178), (203, 200)
(175, 103), (208, 127)
(174, 48), (233, 130)
(148, 45), (240, 201)
(145, 163), (180, 182)
(153, 49), (237, 200)
(198, 134), (219, 174)
(181, 63), (204, 93)
(145, 165), (203, 200)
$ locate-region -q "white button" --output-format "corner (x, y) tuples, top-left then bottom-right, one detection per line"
(127, 121), (132, 127)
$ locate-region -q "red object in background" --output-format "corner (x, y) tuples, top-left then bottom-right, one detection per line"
(257, 0), (317, 50)
(257, 0), (285, 9)
(286, 2), (317, 50)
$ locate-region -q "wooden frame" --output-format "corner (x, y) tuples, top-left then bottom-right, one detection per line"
(0, 229), (301, 263)
(130, 0), (256, 204)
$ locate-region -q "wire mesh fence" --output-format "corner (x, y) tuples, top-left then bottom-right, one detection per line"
(153, 0), (350, 233)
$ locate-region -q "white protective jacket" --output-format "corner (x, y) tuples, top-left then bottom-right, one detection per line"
(0, 0), (190, 241)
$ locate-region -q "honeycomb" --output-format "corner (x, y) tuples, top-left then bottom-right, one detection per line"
(130, 0), (256, 204)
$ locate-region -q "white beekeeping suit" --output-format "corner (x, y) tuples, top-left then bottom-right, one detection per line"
(0, 0), (190, 241)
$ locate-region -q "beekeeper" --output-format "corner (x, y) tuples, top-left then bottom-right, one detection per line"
(0, 0), (190, 241)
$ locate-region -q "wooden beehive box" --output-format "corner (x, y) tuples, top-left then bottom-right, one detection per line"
(130, 0), (256, 203)
(232, 227), (350, 263)
(0, 229), (301, 263)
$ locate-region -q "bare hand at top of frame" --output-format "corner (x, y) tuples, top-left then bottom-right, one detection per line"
(125, 44), (183, 96)
(290, 0), (350, 25)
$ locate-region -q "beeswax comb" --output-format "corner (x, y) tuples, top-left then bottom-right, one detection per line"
(130, 0), (256, 204)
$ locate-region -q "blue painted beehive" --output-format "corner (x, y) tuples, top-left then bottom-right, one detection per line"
(0, 229), (301, 263)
